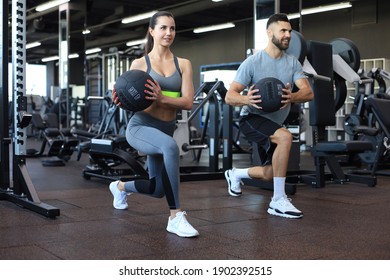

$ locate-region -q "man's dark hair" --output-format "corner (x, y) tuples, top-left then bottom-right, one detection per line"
(266, 13), (289, 29)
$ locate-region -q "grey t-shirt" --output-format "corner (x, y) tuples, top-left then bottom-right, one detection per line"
(234, 50), (306, 125)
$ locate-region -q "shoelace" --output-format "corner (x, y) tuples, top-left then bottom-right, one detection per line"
(176, 211), (192, 227)
(177, 211), (186, 219)
(279, 197), (298, 210)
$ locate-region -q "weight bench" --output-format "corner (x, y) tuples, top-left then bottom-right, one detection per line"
(300, 40), (376, 188)
(82, 136), (149, 182)
(361, 97), (390, 176)
(29, 113), (79, 165)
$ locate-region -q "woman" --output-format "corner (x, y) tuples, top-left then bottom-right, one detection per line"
(110, 11), (199, 238)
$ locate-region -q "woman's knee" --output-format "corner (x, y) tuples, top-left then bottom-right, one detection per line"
(162, 139), (180, 159)
(151, 192), (165, 199)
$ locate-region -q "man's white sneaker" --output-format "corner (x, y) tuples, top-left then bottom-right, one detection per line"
(267, 196), (303, 219)
(225, 169), (242, 197)
(109, 181), (129, 210)
(166, 211), (199, 238)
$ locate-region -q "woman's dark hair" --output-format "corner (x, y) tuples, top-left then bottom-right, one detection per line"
(266, 13), (289, 29)
(144, 11), (175, 54)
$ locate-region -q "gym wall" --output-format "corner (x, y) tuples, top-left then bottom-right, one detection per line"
(300, 0), (389, 60)
(61, 0), (388, 94)
(173, 21), (254, 89)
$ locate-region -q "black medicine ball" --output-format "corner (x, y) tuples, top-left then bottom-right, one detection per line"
(254, 77), (285, 112)
(115, 70), (153, 112)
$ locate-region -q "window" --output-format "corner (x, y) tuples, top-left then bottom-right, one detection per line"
(8, 63), (47, 98)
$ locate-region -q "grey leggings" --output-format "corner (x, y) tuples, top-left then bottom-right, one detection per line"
(124, 111), (180, 209)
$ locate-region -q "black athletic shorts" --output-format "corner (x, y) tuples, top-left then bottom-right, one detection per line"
(239, 114), (281, 166)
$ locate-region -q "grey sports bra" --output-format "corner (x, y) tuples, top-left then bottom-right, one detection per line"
(145, 55), (182, 98)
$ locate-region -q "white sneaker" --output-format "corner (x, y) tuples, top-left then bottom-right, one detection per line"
(166, 211), (199, 238)
(109, 181), (128, 210)
(267, 196), (303, 219)
(225, 168), (242, 197)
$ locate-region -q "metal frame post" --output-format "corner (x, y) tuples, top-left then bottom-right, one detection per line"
(59, 3), (70, 129)
(0, 0), (11, 192)
(0, 0), (60, 218)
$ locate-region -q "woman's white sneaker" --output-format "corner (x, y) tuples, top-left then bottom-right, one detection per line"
(166, 211), (199, 238)
(109, 181), (128, 210)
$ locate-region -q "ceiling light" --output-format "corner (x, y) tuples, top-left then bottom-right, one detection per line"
(41, 55), (59, 62)
(68, 53), (79, 59)
(36, 0), (70, 12)
(288, 2), (352, 19)
(26, 42), (41, 49)
(212, 0), (224, 2)
(121, 11), (157, 24)
(193, 22), (235, 34)
(41, 53), (80, 62)
(287, 13), (301, 19)
(302, 2), (352, 15)
(85, 48), (101, 55)
(126, 38), (147, 47)
(82, 29), (91, 35)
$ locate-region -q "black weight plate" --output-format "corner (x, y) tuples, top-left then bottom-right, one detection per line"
(344, 114), (362, 136)
(334, 73), (347, 112)
(330, 38), (361, 72)
(357, 134), (380, 164)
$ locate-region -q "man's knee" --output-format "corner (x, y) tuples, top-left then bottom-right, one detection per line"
(274, 128), (293, 145)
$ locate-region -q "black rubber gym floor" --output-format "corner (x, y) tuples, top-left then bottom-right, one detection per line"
(0, 138), (390, 260)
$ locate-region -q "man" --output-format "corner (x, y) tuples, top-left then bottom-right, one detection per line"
(224, 13), (313, 219)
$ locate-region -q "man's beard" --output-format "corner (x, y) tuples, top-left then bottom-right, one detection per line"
(272, 35), (289, 50)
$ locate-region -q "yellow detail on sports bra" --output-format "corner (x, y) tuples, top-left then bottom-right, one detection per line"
(162, 90), (180, 98)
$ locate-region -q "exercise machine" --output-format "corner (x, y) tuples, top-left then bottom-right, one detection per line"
(177, 81), (233, 181)
(362, 97), (390, 176)
(82, 136), (149, 182)
(298, 39), (376, 188)
(346, 71), (390, 176)
(28, 113), (79, 166)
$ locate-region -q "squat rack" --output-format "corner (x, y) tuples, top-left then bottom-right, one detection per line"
(0, 0), (59, 218)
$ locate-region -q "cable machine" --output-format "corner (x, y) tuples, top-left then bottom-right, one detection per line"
(85, 49), (140, 130)
(0, 0), (59, 218)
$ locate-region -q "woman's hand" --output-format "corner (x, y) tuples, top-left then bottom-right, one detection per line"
(144, 79), (164, 102)
(111, 86), (122, 107)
